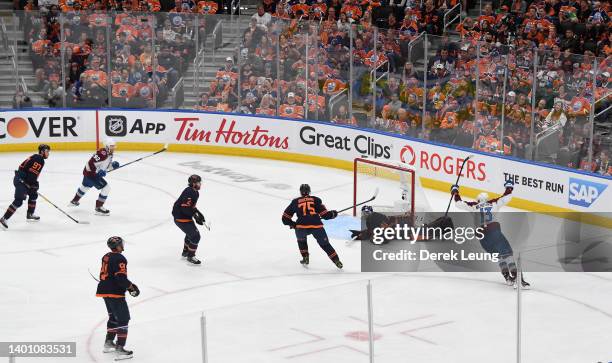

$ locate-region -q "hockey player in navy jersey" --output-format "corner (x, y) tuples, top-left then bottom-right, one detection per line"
(452, 180), (530, 288)
(173, 174), (205, 265)
(282, 184), (343, 269)
(69, 138), (120, 215)
(95, 236), (139, 360)
(0, 144), (50, 229)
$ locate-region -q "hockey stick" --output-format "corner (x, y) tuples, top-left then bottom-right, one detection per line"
(88, 268), (100, 282)
(195, 208), (211, 231)
(444, 154), (474, 216)
(337, 188), (379, 214)
(109, 143), (168, 172)
(16, 179), (90, 224)
(38, 192), (91, 224)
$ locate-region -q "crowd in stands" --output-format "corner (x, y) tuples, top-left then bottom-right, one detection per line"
(13, 0), (611, 174)
(17, 0), (228, 108)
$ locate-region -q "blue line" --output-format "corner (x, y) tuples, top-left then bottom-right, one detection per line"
(1, 107), (610, 181)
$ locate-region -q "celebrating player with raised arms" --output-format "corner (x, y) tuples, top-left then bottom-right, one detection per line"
(172, 174), (206, 265)
(69, 138), (120, 216)
(452, 180), (529, 288)
(282, 184), (343, 269)
(95, 236), (139, 361)
(0, 144), (50, 229)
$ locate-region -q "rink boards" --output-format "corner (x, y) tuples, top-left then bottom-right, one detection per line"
(0, 108), (610, 224)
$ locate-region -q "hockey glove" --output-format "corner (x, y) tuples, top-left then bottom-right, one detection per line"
(450, 184), (459, 194)
(97, 169), (107, 178)
(128, 283), (140, 297)
(504, 180), (514, 190)
(328, 210), (338, 219)
(350, 229), (363, 240)
(111, 161), (120, 169)
(193, 209), (205, 225)
(29, 182), (39, 192)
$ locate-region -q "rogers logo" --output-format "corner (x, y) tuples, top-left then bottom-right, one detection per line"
(399, 144), (486, 181)
(175, 117), (289, 150)
(399, 145), (416, 165)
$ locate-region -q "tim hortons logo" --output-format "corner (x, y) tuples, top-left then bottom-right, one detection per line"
(174, 117), (289, 150)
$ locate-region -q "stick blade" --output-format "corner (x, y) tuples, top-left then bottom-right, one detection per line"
(163, 143), (169, 150)
(77, 220), (91, 225)
(372, 188), (379, 199)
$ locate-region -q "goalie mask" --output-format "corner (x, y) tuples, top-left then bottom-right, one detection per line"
(361, 205), (373, 215)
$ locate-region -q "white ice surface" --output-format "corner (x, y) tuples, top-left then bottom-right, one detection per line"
(0, 151), (610, 363)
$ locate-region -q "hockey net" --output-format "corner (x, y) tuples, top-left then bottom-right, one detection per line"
(353, 158), (416, 217)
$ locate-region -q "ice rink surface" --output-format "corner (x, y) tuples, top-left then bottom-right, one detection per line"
(0, 151), (611, 363)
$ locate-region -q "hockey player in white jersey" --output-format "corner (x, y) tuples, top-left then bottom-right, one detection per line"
(69, 138), (120, 216)
(452, 180), (530, 288)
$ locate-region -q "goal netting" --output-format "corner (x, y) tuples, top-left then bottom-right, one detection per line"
(353, 158), (417, 217)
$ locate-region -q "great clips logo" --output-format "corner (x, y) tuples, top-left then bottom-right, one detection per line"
(0, 116), (78, 139)
(399, 144), (486, 181)
(175, 117), (289, 150)
(299, 126), (391, 159)
(568, 177), (608, 208)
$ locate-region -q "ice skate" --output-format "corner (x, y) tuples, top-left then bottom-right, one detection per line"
(114, 346), (133, 361)
(95, 206), (110, 216)
(26, 213), (40, 221)
(187, 256), (201, 265)
(103, 340), (116, 353)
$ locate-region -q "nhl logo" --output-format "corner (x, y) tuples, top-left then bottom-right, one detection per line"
(105, 115), (127, 137)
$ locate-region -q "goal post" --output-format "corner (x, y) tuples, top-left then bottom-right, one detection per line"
(353, 158), (416, 217)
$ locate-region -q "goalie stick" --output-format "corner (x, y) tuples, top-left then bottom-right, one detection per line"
(109, 143), (168, 172)
(337, 188), (379, 214)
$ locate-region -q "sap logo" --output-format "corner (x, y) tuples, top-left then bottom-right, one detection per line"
(568, 178), (608, 208)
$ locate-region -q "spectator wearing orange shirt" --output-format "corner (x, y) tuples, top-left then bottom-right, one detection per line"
(279, 92), (305, 119)
(82, 57), (108, 88)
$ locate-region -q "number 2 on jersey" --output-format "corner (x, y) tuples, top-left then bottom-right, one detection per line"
(298, 201), (316, 216)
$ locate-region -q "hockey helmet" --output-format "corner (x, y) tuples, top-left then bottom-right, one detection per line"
(188, 174), (202, 189)
(477, 192), (489, 203)
(38, 144), (51, 154)
(299, 184), (311, 196)
(105, 138), (117, 151)
(107, 236), (124, 250)
(361, 205), (373, 214)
